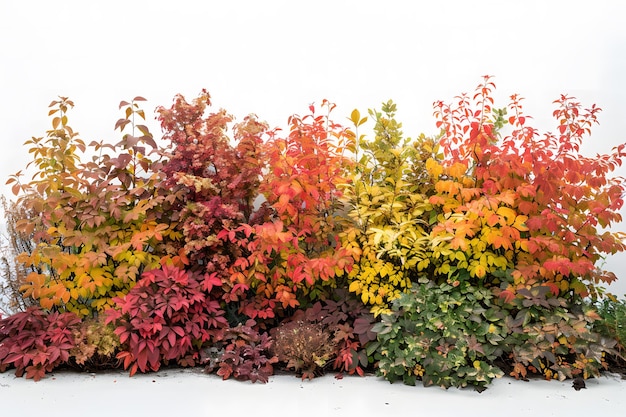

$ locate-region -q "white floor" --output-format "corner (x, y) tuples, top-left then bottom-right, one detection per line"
(0, 368), (623, 417)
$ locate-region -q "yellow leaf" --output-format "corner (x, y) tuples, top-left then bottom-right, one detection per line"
(426, 158), (443, 178)
(78, 287), (89, 299)
(515, 240), (529, 252)
(350, 109), (361, 126)
(496, 206), (516, 225)
(379, 264), (388, 277)
(417, 259), (430, 271)
(371, 305), (391, 317)
(493, 256), (509, 269)
(438, 263), (451, 274)
(375, 294), (384, 305)
(447, 162), (467, 179)
(472, 264), (487, 278)
(513, 215), (529, 231)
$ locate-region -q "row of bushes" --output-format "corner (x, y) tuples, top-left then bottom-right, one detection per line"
(0, 266), (377, 382)
(1, 77), (625, 389)
(1, 268), (623, 389)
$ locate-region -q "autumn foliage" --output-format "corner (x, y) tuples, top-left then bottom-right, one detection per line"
(344, 77), (626, 316)
(1, 77), (625, 386)
(104, 265), (228, 376)
(0, 307), (80, 380)
(428, 77), (625, 302)
(222, 100), (356, 321)
(6, 97), (178, 317)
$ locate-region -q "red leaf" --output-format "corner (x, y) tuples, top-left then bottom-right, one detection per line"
(499, 290), (516, 304)
(172, 326), (185, 337)
(546, 282), (560, 296)
(25, 364), (45, 381)
(166, 328), (176, 348)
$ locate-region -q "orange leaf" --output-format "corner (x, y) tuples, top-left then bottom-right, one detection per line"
(499, 289), (516, 304)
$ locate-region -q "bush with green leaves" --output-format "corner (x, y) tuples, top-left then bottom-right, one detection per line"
(369, 280), (505, 390)
(498, 283), (616, 380)
(593, 297), (626, 354)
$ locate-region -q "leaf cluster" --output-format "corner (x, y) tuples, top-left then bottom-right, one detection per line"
(203, 320), (277, 383)
(0, 307), (80, 380)
(288, 289), (377, 376)
(7, 97), (178, 317)
(430, 76), (625, 301)
(105, 265), (228, 376)
(69, 316), (120, 371)
(156, 91), (266, 280)
(0, 196), (37, 315)
(344, 76), (626, 322)
(212, 100), (356, 322)
(499, 284), (616, 381)
(370, 281), (505, 390)
(593, 297), (626, 354)
(342, 104), (437, 315)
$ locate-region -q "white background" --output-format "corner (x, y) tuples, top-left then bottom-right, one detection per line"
(1, 0), (625, 295)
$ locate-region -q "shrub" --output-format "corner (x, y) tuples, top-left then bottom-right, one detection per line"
(8, 97), (178, 317)
(105, 265), (228, 376)
(426, 76), (625, 301)
(224, 100), (356, 322)
(289, 289), (377, 376)
(342, 103), (437, 316)
(345, 77), (626, 318)
(497, 283), (617, 381)
(370, 280), (505, 391)
(592, 297), (626, 372)
(594, 297), (626, 354)
(156, 90), (266, 284)
(203, 320), (276, 383)
(0, 307), (80, 380)
(69, 316), (120, 371)
(3, 80), (625, 386)
(272, 320), (335, 380)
